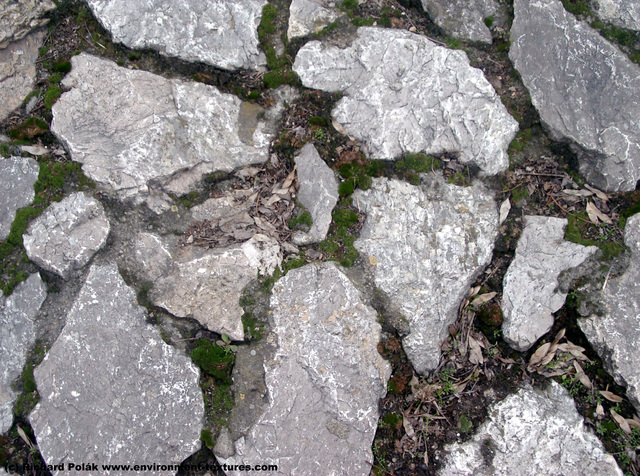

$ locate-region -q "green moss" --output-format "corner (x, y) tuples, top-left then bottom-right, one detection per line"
(511, 186), (529, 204)
(338, 179), (356, 197)
(319, 239), (339, 254)
(201, 429), (214, 449)
(618, 196), (640, 228)
(447, 171), (471, 187)
(459, 414), (473, 434)
(445, 38), (463, 50)
(48, 73), (62, 84)
(128, 51), (141, 61)
(561, 0), (591, 16)
(51, 60), (72, 74)
(9, 117), (49, 141)
(351, 17), (376, 27)
(0, 143), (11, 158)
(565, 212), (626, 259)
(258, 3), (278, 43)
(343, 0), (358, 10)
(397, 153), (440, 173)
(282, 254), (306, 273)
(309, 116), (329, 127)
(484, 16), (494, 28)
(263, 70), (298, 89)
(289, 210), (313, 229)
(190, 339), (234, 384)
(356, 174), (372, 190)
(381, 413), (402, 427)
(242, 312), (264, 340)
(333, 209), (358, 228)
(44, 85), (62, 110)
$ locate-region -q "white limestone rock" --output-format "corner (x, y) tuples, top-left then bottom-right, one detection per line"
(287, 0), (342, 39)
(592, 0), (640, 32)
(0, 0), (55, 48)
(421, 0), (498, 43)
(0, 156), (39, 241)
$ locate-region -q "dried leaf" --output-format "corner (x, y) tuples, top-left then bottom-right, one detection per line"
(627, 419), (640, 431)
(600, 390), (624, 403)
(573, 361), (592, 389)
(552, 328), (566, 345)
(21, 145), (49, 156)
(471, 292), (497, 307)
(454, 381), (468, 395)
(403, 415), (416, 441)
(468, 286), (481, 298)
(562, 189), (593, 197)
(584, 184), (608, 201)
(17, 426), (36, 451)
(586, 201), (613, 225)
(332, 119), (349, 136)
(596, 403), (605, 417)
(468, 335), (484, 365)
(529, 342), (552, 367)
(499, 198), (511, 224)
(611, 409), (632, 434)
(539, 349), (557, 367)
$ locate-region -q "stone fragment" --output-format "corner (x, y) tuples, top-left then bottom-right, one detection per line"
(23, 192), (110, 280)
(0, 0), (55, 47)
(354, 175), (498, 374)
(440, 382), (622, 476)
(0, 274), (46, 434)
(218, 262), (391, 475)
(0, 31), (44, 121)
(421, 0), (498, 43)
(579, 214), (640, 411)
(138, 233), (282, 341)
(592, 0), (640, 32)
(85, 0), (266, 70)
(502, 216), (598, 352)
(30, 264), (203, 472)
(0, 156), (39, 241)
(52, 54), (276, 203)
(190, 189), (253, 223)
(293, 27), (517, 175)
(510, 0), (640, 191)
(287, 0), (342, 39)
(292, 143), (339, 245)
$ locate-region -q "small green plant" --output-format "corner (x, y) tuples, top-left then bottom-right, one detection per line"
(459, 414), (473, 434)
(314, 128), (327, 141)
(216, 333), (239, 354)
(447, 171), (471, 187)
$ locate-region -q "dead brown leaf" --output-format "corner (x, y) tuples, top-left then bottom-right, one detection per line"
(600, 390), (624, 403)
(611, 408), (632, 434)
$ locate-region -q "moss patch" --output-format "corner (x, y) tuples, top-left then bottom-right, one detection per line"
(565, 212), (625, 259)
(190, 339), (235, 384)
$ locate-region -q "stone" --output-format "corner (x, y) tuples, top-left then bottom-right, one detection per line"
(0, 31), (44, 121)
(354, 175), (498, 374)
(579, 214), (640, 412)
(23, 192), (110, 280)
(293, 27), (518, 175)
(0, 156), (39, 241)
(0, 274), (46, 434)
(592, 0), (640, 32)
(139, 233), (282, 341)
(218, 262), (391, 475)
(421, 0), (498, 43)
(85, 0), (266, 70)
(510, 0), (640, 192)
(502, 216), (598, 352)
(287, 0), (342, 39)
(292, 143), (339, 245)
(0, 0), (55, 48)
(52, 54), (276, 203)
(190, 189), (253, 223)
(440, 382), (622, 476)
(30, 264), (203, 471)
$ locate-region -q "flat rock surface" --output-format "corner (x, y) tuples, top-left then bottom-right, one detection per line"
(0, 156), (39, 241)
(219, 262), (391, 475)
(287, 0), (342, 39)
(293, 27), (518, 175)
(23, 192), (110, 280)
(0, 274), (46, 434)
(30, 264), (203, 472)
(579, 214), (640, 412)
(440, 382), (622, 475)
(510, 0), (640, 192)
(85, 0), (266, 70)
(592, 0), (640, 31)
(502, 216), (598, 351)
(421, 0), (497, 43)
(354, 175), (498, 374)
(292, 143), (339, 245)
(52, 54), (275, 203)
(0, 0), (55, 47)
(0, 31), (44, 121)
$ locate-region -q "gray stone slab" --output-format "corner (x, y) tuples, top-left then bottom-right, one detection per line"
(592, 0), (640, 32)
(293, 27), (518, 175)
(510, 0), (640, 192)
(440, 382), (622, 476)
(421, 0), (498, 43)
(287, 0), (342, 39)
(85, 0), (266, 70)
(354, 175), (498, 374)
(218, 262), (391, 475)
(0, 0), (55, 48)
(0, 156), (39, 241)
(502, 216), (598, 352)
(30, 263), (203, 473)
(23, 192), (110, 280)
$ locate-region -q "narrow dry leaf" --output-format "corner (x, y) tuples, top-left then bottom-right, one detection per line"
(586, 201), (613, 225)
(281, 167), (297, 190)
(562, 189), (593, 197)
(627, 419), (640, 431)
(403, 415), (416, 441)
(596, 403), (605, 417)
(21, 145), (49, 156)
(499, 198), (511, 224)
(585, 184), (609, 201)
(634, 414), (640, 424)
(529, 342), (552, 367)
(611, 409), (632, 434)
(468, 335), (484, 365)
(600, 390), (624, 403)
(573, 361), (592, 389)
(471, 292), (497, 307)
(552, 328), (566, 345)
(17, 426), (36, 451)
(424, 449), (429, 467)
(468, 286), (481, 298)
(539, 349), (557, 367)
(455, 381), (468, 395)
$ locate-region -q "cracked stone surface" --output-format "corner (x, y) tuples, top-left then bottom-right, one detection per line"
(592, 0), (640, 32)
(440, 381), (622, 476)
(52, 54), (276, 203)
(0, 0), (55, 48)
(85, 0), (266, 70)
(510, 0), (640, 192)
(0, 156), (39, 241)
(137, 233), (282, 341)
(579, 214), (640, 412)
(0, 31), (44, 121)
(502, 216), (598, 352)
(354, 175), (498, 374)
(292, 143), (339, 245)
(287, 0), (342, 39)
(0, 274), (46, 434)
(30, 264), (203, 473)
(293, 27), (518, 175)
(23, 192), (110, 280)
(421, 0), (498, 43)
(218, 262), (391, 475)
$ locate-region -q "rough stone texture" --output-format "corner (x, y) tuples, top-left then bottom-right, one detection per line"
(354, 175), (498, 374)
(190, 189), (253, 223)
(292, 143), (339, 245)
(0, 0), (55, 48)
(502, 216), (598, 352)
(592, 0), (640, 32)
(287, 0), (342, 39)
(510, 0), (640, 192)
(0, 156), (39, 241)
(421, 0), (498, 43)
(52, 54), (276, 203)
(440, 382), (622, 476)
(23, 192), (110, 280)
(139, 233), (282, 341)
(0, 274), (46, 434)
(293, 27), (518, 175)
(30, 264), (203, 473)
(85, 0), (266, 70)
(218, 262), (391, 475)
(0, 31), (44, 121)
(579, 214), (640, 412)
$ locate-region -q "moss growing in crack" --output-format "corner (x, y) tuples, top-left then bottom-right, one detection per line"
(446, 171), (472, 187)
(258, 4), (278, 43)
(396, 153), (440, 175)
(191, 339), (234, 384)
(12, 342), (46, 418)
(43, 85), (62, 110)
(318, 208), (360, 267)
(288, 210), (313, 230)
(565, 212), (625, 259)
(9, 117), (50, 141)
